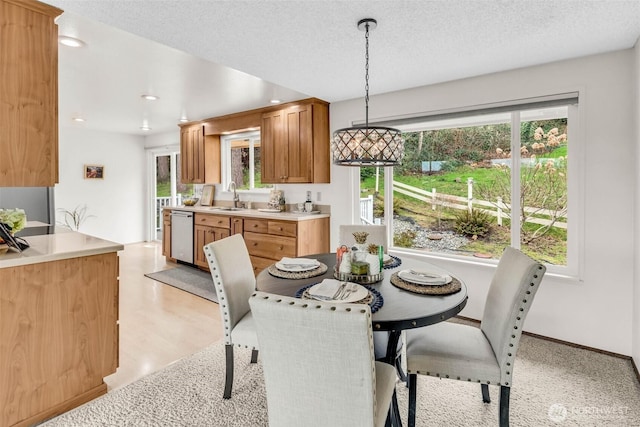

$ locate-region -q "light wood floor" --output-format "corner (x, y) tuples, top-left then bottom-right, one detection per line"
(104, 241), (223, 391)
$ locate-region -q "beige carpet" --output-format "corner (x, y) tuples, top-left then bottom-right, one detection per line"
(41, 332), (640, 426)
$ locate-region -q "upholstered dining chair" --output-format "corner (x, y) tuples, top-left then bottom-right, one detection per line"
(203, 234), (259, 399)
(404, 247), (546, 427)
(249, 291), (397, 427)
(339, 224), (388, 252)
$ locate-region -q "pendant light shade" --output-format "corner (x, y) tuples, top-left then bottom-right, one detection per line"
(331, 18), (404, 167)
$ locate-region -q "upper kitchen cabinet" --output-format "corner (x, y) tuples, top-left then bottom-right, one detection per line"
(0, 0), (62, 186)
(179, 124), (221, 184)
(261, 100), (330, 184)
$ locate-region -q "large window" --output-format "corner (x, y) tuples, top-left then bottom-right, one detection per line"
(362, 99), (578, 275)
(222, 131), (272, 192)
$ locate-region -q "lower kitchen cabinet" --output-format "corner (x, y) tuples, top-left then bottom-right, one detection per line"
(162, 210), (171, 257)
(194, 214), (231, 268)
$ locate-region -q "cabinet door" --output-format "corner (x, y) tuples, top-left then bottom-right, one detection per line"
(231, 217), (244, 235)
(261, 105), (313, 183)
(180, 125), (205, 184)
(162, 213), (171, 257)
(0, 1), (62, 186)
(194, 224), (215, 268)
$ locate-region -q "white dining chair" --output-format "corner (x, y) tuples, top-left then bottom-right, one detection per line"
(203, 234), (259, 399)
(405, 246), (546, 427)
(339, 224), (388, 252)
(249, 291), (397, 427)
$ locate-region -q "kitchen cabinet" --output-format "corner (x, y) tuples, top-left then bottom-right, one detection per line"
(179, 125), (221, 184)
(162, 210), (171, 257)
(0, 241), (120, 426)
(194, 214), (230, 268)
(261, 101), (330, 184)
(0, 0), (62, 186)
(244, 217), (329, 275)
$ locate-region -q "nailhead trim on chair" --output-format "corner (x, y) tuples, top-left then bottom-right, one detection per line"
(251, 292), (377, 421)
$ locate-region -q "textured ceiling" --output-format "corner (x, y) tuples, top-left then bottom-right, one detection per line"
(43, 0), (640, 135)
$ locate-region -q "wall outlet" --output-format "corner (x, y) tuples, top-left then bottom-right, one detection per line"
(316, 191), (321, 201)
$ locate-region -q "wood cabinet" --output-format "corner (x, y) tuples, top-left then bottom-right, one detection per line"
(162, 210), (171, 257)
(0, 0), (62, 186)
(194, 213), (230, 268)
(0, 252), (119, 426)
(261, 101), (330, 184)
(244, 217), (330, 275)
(180, 125), (221, 184)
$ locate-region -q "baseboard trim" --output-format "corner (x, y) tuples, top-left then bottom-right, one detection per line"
(455, 315), (640, 383)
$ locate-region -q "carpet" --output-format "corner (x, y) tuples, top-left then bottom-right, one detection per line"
(145, 265), (218, 303)
(40, 333), (640, 426)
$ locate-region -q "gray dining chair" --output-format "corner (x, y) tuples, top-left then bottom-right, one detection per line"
(203, 234), (259, 399)
(249, 291), (397, 427)
(405, 246), (546, 427)
(339, 224), (388, 252)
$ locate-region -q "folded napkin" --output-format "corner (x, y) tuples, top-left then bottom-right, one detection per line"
(399, 269), (451, 285)
(308, 279), (343, 299)
(279, 257), (320, 267)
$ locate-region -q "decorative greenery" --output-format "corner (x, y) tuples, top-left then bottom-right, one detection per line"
(57, 205), (95, 231)
(394, 230), (416, 248)
(352, 231), (369, 244)
(454, 209), (492, 238)
(0, 208), (27, 233)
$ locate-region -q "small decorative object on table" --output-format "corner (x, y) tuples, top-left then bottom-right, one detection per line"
(334, 232), (384, 284)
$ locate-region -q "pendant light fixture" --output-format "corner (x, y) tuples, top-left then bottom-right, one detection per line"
(331, 18), (404, 167)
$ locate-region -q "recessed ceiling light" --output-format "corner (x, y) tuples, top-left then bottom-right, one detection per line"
(270, 99), (281, 104)
(141, 94), (159, 101)
(179, 117), (189, 123)
(140, 126), (151, 131)
(58, 36), (85, 48)
(72, 117), (85, 122)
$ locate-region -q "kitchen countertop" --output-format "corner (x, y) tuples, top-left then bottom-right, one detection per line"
(0, 230), (124, 268)
(165, 205), (330, 221)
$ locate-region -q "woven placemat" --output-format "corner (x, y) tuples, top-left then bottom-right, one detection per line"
(383, 255), (402, 270)
(267, 262), (328, 279)
(294, 283), (384, 313)
(389, 272), (462, 295)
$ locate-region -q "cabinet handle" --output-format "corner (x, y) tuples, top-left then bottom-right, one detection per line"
(253, 224), (258, 227)
(253, 242), (258, 246)
(278, 227), (283, 231)
(279, 245), (283, 250)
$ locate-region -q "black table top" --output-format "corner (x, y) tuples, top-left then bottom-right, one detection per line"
(256, 253), (468, 332)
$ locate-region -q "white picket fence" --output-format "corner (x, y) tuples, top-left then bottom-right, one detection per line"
(393, 179), (567, 229)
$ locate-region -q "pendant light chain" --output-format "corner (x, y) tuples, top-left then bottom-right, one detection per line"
(364, 21), (370, 128)
(330, 17), (404, 166)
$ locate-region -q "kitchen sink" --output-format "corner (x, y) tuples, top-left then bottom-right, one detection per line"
(210, 206), (245, 211)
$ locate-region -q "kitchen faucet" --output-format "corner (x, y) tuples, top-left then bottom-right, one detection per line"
(228, 181), (239, 208)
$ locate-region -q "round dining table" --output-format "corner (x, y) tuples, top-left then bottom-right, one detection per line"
(255, 253), (468, 365)
(256, 252), (468, 426)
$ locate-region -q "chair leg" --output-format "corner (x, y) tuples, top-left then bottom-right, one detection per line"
(499, 386), (510, 427)
(481, 383), (491, 403)
(395, 354), (407, 384)
(250, 349), (258, 363)
(408, 373), (417, 427)
(223, 344), (234, 399)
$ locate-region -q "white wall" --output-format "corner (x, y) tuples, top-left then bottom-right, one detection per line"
(633, 38), (640, 366)
(55, 127), (146, 244)
(330, 49), (637, 356)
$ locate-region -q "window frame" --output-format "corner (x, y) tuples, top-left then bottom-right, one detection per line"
(369, 97), (582, 279)
(221, 130), (272, 195)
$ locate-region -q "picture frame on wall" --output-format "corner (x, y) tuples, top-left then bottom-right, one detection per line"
(200, 185), (214, 206)
(84, 165), (104, 179)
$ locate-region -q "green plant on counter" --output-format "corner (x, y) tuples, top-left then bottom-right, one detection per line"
(58, 205), (95, 231)
(0, 208), (27, 233)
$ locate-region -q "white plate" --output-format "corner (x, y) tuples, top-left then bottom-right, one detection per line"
(398, 269), (452, 286)
(276, 262), (320, 272)
(308, 282), (368, 303)
(258, 208), (282, 213)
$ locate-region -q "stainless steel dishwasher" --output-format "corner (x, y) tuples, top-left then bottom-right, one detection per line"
(170, 210), (194, 264)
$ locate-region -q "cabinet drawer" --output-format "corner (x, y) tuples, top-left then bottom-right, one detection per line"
(250, 255), (274, 276)
(268, 221), (297, 237)
(195, 214), (230, 228)
(244, 218), (268, 234)
(244, 231), (296, 259)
